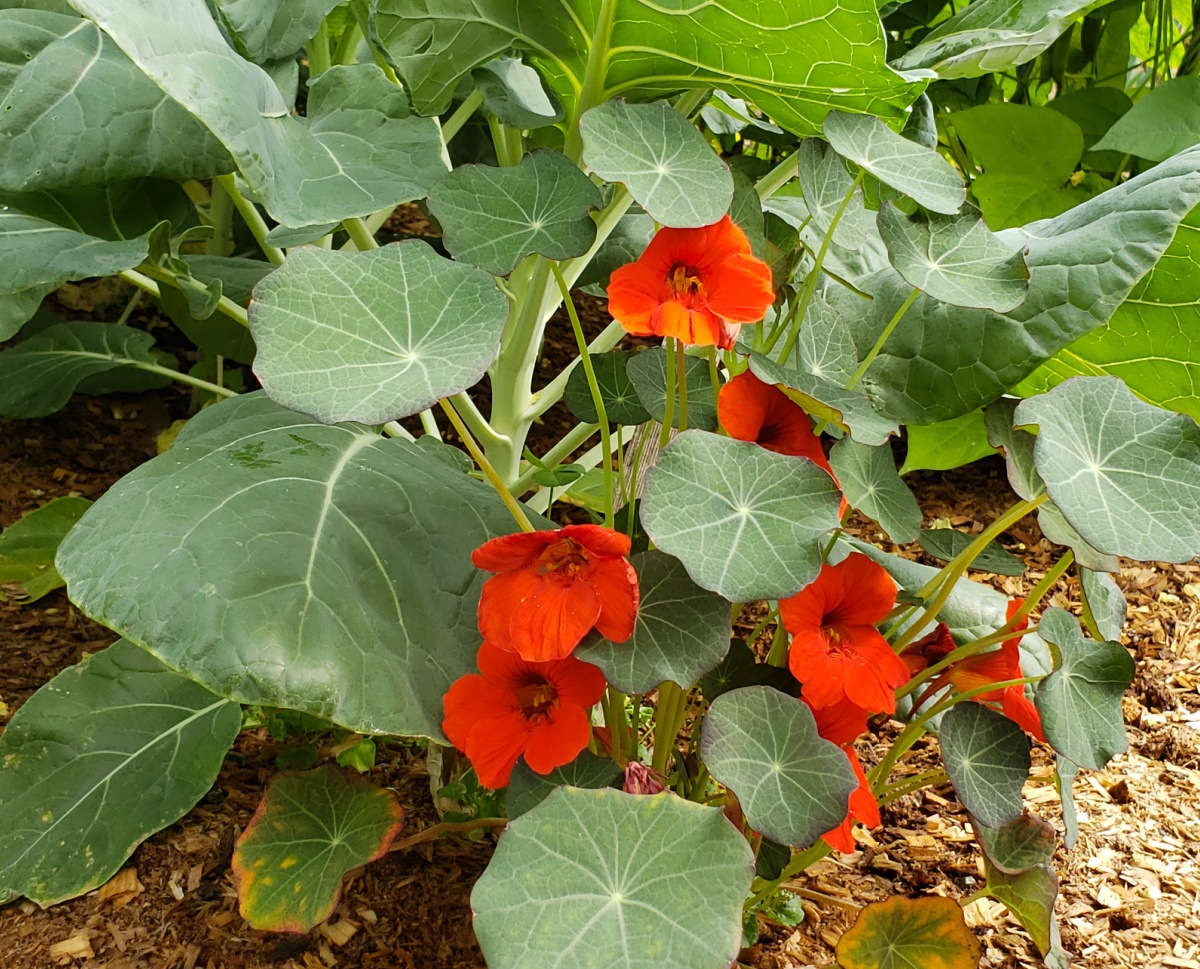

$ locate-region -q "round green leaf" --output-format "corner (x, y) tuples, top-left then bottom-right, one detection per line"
(233, 765), (403, 932)
(794, 138), (870, 249)
(249, 241), (508, 424)
(829, 437), (921, 543)
(428, 149), (601, 275)
(701, 686), (858, 848)
(1081, 568), (1126, 643)
(0, 640), (241, 906)
(506, 750), (623, 819)
(0, 495), (92, 603)
(56, 393), (523, 740)
(626, 347), (719, 431)
(699, 641), (797, 703)
(837, 895), (982, 969)
(823, 111), (966, 215)
(973, 812), (1055, 875)
(877, 202), (1030, 311)
(640, 431), (842, 602)
(563, 350), (651, 426)
(916, 528), (1025, 577)
(1092, 76), (1200, 163)
(581, 101), (733, 228)
(940, 702), (1030, 829)
(472, 787), (753, 969)
(1035, 607), (1134, 770)
(983, 860), (1063, 958)
(1014, 376), (1200, 562)
(576, 550), (731, 694)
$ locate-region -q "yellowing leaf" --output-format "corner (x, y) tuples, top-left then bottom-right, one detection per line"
(837, 895), (981, 969)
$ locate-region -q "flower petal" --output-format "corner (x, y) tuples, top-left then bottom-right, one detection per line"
(545, 653), (607, 708)
(472, 530), (556, 572)
(562, 523), (632, 559)
(704, 252), (775, 323)
(1001, 687), (1046, 742)
(442, 673), (516, 751)
(508, 576), (602, 661)
(718, 371), (771, 445)
(779, 565), (839, 637)
(464, 711), (533, 789)
(845, 750), (881, 828)
(823, 553), (896, 627)
(522, 703), (593, 774)
(806, 696), (871, 746)
(589, 557), (639, 642)
(477, 568), (539, 654)
(654, 299), (733, 348)
(607, 259), (669, 336)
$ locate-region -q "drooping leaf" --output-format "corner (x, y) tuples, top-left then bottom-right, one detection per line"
(626, 347), (719, 431)
(68, 0), (447, 227)
(577, 550), (731, 694)
(581, 101), (733, 228)
(892, 0), (1111, 79)
(1035, 608), (1133, 770)
(428, 150), (601, 275)
(1092, 76), (1200, 163)
(823, 111), (965, 215)
(371, 0), (925, 135)
(0, 322), (174, 418)
(563, 350), (651, 426)
(0, 640), (241, 906)
(157, 282), (256, 365)
(917, 528), (1025, 577)
(828, 438), (920, 543)
(505, 750), (623, 819)
(1015, 377), (1200, 562)
(1081, 568), (1126, 643)
(249, 241), (508, 424)
(837, 895), (982, 969)
(56, 393), (525, 740)
(471, 787), (753, 969)
(877, 203), (1030, 311)
(899, 410), (995, 474)
(0, 496), (92, 602)
(640, 431), (842, 602)
(211, 0), (344, 63)
(983, 860), (1062, 957)
(794, 138), (870, 249)
(940, 702), (1030, 829)
(472, 56), (564, 128)
(702, 686), (858, 848)
(232, 765), (403, 932)
(973, 812), (1055, 875)
(0, 10), (232, 191)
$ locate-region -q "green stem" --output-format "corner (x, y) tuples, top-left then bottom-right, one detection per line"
(332, 20), (363, 65)
(604, 687), (627, 768)
(755, 152), (799, 200)
(524, 426), (633, 515)
(382, 421), (416, 442)
(443, 90), (484, 142)
(510, 421), (599, 495)
(674, 339), (689, 434)
(450, 391), (501, 447)
(206, 179), (234, 257)
(488, 116), (523, 166)
(650, 680), (687, 775)
(307, 19), (332, 77)
(765, 622), (790, 667)
(876, 769), (949, 806)
(132, 361), (238, 398)
(750, 841), (832, 906)
(529, 321), (626, 421)
(439, 399), (534, 533)
(418, 409), (441, 440)
(349, 0), (401, 84)
(565, 0), (619, 162)
(213, 175), (285, 266)
(343, 216), (378, 251)
(121, 267), (249, 328)
(897, 622), (1042, 703)
(706, 347), (722, 404)
(1012, 550), (1075, 626)
(660, 337), (678, 448)
(844, 287), (920, 391)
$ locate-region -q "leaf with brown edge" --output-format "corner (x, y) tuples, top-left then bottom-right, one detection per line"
(837, 896), (981, 969)
(233, 766), (403, 932)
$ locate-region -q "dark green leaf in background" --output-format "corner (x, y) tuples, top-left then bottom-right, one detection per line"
(1092, 76), (1200, 162)
(899, 410), (995, 474)
(626, 347), (719, 431)
(940, 702), (1030, 829)
(793, 138), (870, 249)
(563, 350), (651, 426)
(505, 750), (623, 819)
(917, 528), (1025, 577)
(699, 641), (798, 703)
(973, 811), (1055, 874)
(0, 496), (92, 602)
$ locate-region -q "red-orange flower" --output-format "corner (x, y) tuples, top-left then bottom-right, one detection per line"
(718, 371), (831, 469)
(473, 524), (639, 662)
(606, 215), (774, 349)
(780, 553), (909, 714)
(822, 749), (880, 853)
(442, 642), (606, 789)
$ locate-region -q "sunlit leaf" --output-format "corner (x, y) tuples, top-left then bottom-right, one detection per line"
(1092, 76), (1200, 162)
(0, 496), (92, 602)
(900, 410), (994, 474)
(837, 895), (981, 969)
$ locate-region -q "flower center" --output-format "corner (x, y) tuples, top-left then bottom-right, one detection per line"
(514, 680), (558, 720)
(823, 624), (854, 656)
(667, 263), (704, 305)
(536, 537), (591, 577)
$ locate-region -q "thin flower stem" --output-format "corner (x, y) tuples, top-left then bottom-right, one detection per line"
(706, 346), (722, 404)
(660, 338), (678, 447)
(528, 321), (627, 421)
(897, 622), (1042, 702)
(624, 429), (652, 540)
(604, 687), (627, 768)
(343, 216), (378, 251)
(133, 361), (238, 398)
(675, 339), (689, 434)
(442, 89), (484, 143)
(418, 409), (442, 441)
(389, 817), (507, 853)
(785, 886), (862, 914)
(755, 152), (799, 201)
(1012, 550), (1075, 627)
(120, 267), (250, 328)
(765, 622), (790, 667)
(876, 768), (949, 806)
(743, 607), (779, 650)
(213, 175), (285, 266)
(650, 680), (687, 775)
(551, 262), (615, 529)
(750, 841), (832, 906)
(439, 398), (535, 533)
(509, 421), (599, 495)
(450, 391), (501, 448)
(844, 286), (920, 391)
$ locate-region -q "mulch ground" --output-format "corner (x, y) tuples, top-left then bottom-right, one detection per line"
(1, 301), (1198, 967)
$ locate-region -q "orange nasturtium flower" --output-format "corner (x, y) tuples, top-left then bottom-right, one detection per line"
(717, 371), (832, 470)
(443, 642), (606, 789)
(780, 553), (909, 715)
(606, 214), (774, 349)
(472, 524), (639, 663)
(806, 699), (880, 854)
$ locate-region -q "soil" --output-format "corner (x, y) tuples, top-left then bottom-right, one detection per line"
(2, 291), (1198, 969)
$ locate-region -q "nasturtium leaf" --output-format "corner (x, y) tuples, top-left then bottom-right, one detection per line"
(702, 686), (858, 848)
(0, 496), (92, 603)
(891, 0), (1110, 79)
(473, 787), (752, 969)
(1047, 87), (1133, 172)
(68, 0), (446, 227)
(829, 438), (920, 543)
(506, 750), (623, 819)
(1092, 76), (1200, 163)
(211, 0), (344, 63)
(877, 203), (1030, 311)
(1081, 569), (1126, 643)
(185, 255), (276, 306)
(563, 351), (651, 426)
(973, 811), (1055, 875)
(233, 766), (402, 932)
(56, 393), (524, 740)
(699, 641), (797, 702)
(837, 895), (982, 969)
(0, 10), (233, 191)
(729, 170), (767, 260)
(940, 703), (1030, 829)
(900, 410), (995, 474)
(0, 322), (173, 418)
(371, 0), (924, 135)
(917, 528), (1025, 577)
(158, 283), (256, 365)
(249, 241), (508, 424)
(581, 101), (733, 228)
(790, 293), (859, 386)
(428, 150), (601, 275)
(1015, 205), (1200, 421)
(795, 139), (870, 249)
(755, 838), (792, 881)
(1035, 607), (1134, 770)
(840, 145), (1200, 424)
(0, 640), (241, 906)
(749, 354), (899, 446)
(626, 347), (719, 432)
(640, 431), (842, 602)
(1037, 502), (1119, 573)
(575, 210), (656, 294)
(472, 56), (564, 128)
(983, 860), (1061, 957)
(823, 111), (965, 215)
(263, 221), (342, 247)
(1014, 377), (1200, 562)
(577, 550), (731, 694)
